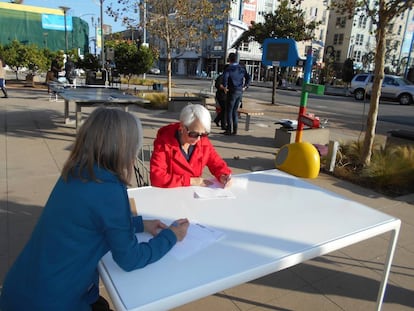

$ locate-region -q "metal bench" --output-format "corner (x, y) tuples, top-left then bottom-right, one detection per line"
(238, 108), (265, 131)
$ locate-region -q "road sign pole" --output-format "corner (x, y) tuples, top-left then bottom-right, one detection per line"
(295, 48), (313, 143)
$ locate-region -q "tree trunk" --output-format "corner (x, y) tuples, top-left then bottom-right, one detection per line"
(360, 3), (388, 167)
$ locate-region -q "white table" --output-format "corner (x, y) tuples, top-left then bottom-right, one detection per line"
(98, 169), (400, 311)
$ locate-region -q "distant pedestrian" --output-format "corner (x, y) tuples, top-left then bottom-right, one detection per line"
(222, 53), (251, 135)
(213, 65), (229, 130)
(64, 57), (76, 84)
(50, 56), (60, 80)
(0, 55), (9, 98)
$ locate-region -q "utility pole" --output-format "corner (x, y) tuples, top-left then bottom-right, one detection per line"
(59, 6), (70, 53)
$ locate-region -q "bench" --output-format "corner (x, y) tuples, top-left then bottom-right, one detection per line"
(238, 108), (265, 131)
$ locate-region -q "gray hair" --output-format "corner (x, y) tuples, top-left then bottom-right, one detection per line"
(62, 107), (143, 185)
(179, 104), (211, 133)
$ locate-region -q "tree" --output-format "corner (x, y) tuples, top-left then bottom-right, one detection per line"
(1, 40), (49, 81)
(330, 0), (413, 166)
(107, 0), (229, 100)
(106, 40), (155, 87)
(234, 0), (321, 104)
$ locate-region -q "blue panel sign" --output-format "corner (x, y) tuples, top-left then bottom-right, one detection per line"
(42, 14), (73, 31)
(261, 38), (304, 67)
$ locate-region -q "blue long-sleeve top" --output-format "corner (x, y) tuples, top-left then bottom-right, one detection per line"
(0, 166), (177, 311)
(222, 63), (251, 91)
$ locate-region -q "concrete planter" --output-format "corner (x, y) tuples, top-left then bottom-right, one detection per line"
(274, 127), (330, 148)
(168, 96), (206, 112)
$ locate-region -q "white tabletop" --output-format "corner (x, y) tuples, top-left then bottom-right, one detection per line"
(99, 169), (400, 311)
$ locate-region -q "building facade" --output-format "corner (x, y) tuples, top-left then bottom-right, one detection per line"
(325, 3), (414, 77)
(140, 0), (330, 80)
(0, 2), (89, 55)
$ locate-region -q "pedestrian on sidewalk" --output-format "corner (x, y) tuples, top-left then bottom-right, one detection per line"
(150, 104), (232, 188)
(213, 65), (229, 130)
(0, 54), (9, 98)
(0, 107), (189, 311)
(222, 52), (250, 135)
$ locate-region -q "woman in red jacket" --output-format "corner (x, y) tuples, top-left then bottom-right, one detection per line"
(150, 104), (232, 188)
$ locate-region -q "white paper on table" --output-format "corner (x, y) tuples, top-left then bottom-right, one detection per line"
(193, 176), (248, 199)
(193, 187), (235, 199)
(168, 223), (225, 260)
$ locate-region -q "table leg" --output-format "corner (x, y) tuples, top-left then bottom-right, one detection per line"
(64, 100), (70, 124)
(375, 223), (400, 311)
(76, 103), (82, 131)
(245, 115), (251, 131)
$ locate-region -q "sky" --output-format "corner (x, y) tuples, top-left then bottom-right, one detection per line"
(1, 0), (126, 33)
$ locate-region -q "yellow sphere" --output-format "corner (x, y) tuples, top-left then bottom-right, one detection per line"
(275, 142), (320, 178)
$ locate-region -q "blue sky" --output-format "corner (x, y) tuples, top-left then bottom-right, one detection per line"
(1, 0), (125, 32)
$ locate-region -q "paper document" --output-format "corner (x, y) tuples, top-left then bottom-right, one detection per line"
(168, 223), (225, 260)
(194, 187), (235, 199)
(136, 223), (224, 260)
(193, 176), (248, 199)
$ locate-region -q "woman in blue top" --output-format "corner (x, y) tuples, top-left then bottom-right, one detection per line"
(0, 107), (189, 311)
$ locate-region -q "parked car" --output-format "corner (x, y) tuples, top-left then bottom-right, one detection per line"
(148, 67), (160, 75)
(350, 73), (414, 105)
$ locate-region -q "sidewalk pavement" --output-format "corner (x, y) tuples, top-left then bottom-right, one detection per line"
(0, 86), (413, 311)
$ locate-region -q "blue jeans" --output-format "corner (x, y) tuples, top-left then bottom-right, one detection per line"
(226, 89), (242, 133)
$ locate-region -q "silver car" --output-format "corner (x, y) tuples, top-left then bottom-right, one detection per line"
(350, 73), (414, 105)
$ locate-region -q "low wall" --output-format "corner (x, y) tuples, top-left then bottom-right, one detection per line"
(274, 127), (330, 148)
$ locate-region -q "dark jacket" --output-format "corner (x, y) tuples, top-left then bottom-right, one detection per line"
(223, 63), (251, 92)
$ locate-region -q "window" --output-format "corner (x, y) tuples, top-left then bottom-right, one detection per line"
(358, 15), (367, 28)
(398, 25), (402, 35)
(355, 34), (364, 46)
(309, 7), (318, 19)
(353, 50), (362, 62)
(335, 50), (341, 62)
(388, 23), (394, 33)
(240, 41), (249, 52)
(333, 33), (344, 45)
(336, 16), (346, 28)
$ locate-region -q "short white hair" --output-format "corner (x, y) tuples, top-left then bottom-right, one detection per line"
(179, 104), (211, 133)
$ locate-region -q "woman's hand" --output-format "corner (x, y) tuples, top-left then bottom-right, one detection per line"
(190, 177), (213, 187)
(143, 219), (168, 236)
(219, 174), (232, 188)
(169, 218), (190, 241)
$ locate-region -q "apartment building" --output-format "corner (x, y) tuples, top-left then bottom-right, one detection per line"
(325, 3), (414, 76)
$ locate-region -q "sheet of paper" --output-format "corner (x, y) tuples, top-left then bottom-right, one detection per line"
(169, 223), (225, 260)
(193, 187), (235, 199)
(136, 222), (225, 260)
(193, 176), (248, 199)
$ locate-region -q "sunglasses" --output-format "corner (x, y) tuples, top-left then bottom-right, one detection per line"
(185, 126), (209, 138)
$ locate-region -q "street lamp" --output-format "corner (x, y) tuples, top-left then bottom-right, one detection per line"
(59, 6), (70, 53)
(100, 0), (105, 69)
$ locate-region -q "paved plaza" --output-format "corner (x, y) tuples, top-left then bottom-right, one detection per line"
(0, 84), (413, 310)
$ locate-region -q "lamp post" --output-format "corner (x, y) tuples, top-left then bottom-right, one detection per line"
(59, 6), (70, 53)
(100, 0), (105, 69)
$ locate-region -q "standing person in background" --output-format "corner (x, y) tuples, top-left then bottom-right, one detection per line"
(222, 52), (251, 136)
(0, 55), (9, 98)
(65, 56), (76, 84)
(150, 104), (232, 188)
(51, 55), (60, 81)
(0, 107), (189, 311)
(213, 65), (229, 130)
